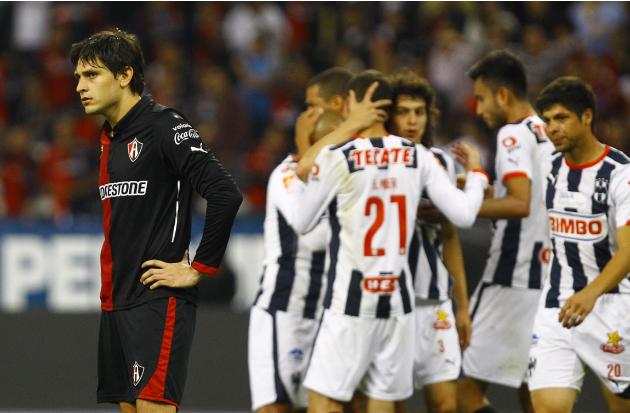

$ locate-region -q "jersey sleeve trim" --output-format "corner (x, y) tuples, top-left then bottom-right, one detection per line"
(564, 145), (610, 170)
(192, 261), (219, 276)
(503, 171), (529, 182)
(472, 168), (490, 183)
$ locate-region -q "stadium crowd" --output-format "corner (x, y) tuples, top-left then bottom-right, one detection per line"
(0, 2), (629, 222)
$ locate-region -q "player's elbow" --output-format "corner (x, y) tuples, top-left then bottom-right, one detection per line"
(226, 185), (244, 213)
(513, 201), (530, 218)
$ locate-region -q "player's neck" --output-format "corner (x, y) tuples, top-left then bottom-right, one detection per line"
(505, 101), (535, 124)
(358, 123), (387, 138)
(105, 93), (142, 128)
(565, 134), (605, 166)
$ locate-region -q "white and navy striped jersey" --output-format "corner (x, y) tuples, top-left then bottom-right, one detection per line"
(254, 154), (328, 319)
(410, 148), (457, 301)
(289, 135), (488, 318)
(543, 145), (630, 308)
(481, 115), (555, 289)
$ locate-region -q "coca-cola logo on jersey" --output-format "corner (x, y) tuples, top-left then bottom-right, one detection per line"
(548, 210), (608, 243)
(173, 128), (200, 145)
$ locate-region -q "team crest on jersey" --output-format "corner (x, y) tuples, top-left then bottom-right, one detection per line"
(601, 331), (625, 354)
(127, 138), (143, 162)
(593, 178), (609, 204)
(132, 361), (145, 386)
(288, 348), (305, 364)
(432, 309), (452, 330)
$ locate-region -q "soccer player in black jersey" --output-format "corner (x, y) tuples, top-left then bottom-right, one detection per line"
(71, 29), (242, 412)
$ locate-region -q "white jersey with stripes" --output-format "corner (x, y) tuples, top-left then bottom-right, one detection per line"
(543, 145), (630, 308)
(254, 154), (329, 319)
(289, 135), (488, 318)
(481, 115), (555, 289)
(411, 147), (457, 301)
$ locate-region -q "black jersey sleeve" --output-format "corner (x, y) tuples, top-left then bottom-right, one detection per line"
(155, 110), (242, 275)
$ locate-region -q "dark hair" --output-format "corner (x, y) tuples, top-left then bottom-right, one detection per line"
(535, 77), (597, 131)
(468, 50), (528, 99)
(390, 69), (439, 147)
(70, 29), (146, 96)
(347, 69), (392, 105)
(306, 67), (352, 100)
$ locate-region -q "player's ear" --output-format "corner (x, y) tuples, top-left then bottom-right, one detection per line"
(580, 108), (593, 129)
(118, 66), (134, 89)
(496, 86), (510, 107)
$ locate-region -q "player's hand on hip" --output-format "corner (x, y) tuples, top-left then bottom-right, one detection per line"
(452, 142), (482, 172)
(558, 287), (597, 328)
(346, 81), (391, 128)
(140, 251), (202, 290)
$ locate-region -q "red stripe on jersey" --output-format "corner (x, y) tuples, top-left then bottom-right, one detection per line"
(472, 168), (490, 183)
(99, 129), (114, 311)
(140, 297), (177, 405)
(503, 171), (529, 182)
(192, 261), (219, 276)
(564, 145), (610, 170)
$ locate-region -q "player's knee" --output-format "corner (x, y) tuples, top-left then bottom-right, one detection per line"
(428, 397), (456, 413)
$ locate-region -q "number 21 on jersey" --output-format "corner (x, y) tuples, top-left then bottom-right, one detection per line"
(364, 194), (407, 256)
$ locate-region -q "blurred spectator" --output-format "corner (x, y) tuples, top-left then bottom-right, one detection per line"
(0, 1), (628, 221)
(0, 125), (37, 217)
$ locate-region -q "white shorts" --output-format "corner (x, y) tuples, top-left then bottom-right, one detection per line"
(248, 306), (319, 410)
(528, 294), (630, 397)
(414, 299), (461, 388)
(462, 282), (541, 388)
(303, 309), (415, 402)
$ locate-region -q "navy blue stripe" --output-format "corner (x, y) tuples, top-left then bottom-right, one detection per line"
(398, 270), (413, 314)
(592, 161), (615, 292)
(492, 219), (521, 286)
(433, 152), (448, 169)
(252, 268), (265, 306)
(567, 168), (582, 192)
(545, 239), (562, 308)
(401, 139), (418, 168)
(323, 199), (339, 309)
(375, 293), (391, 319)
(565, 242), (588, 292)
(344, 270), (363, 316)
(342, 144), (360, 174)
(408, 227), (420, 284)
(271, 313), (289, 403)
(370, 138), (384, 148)
(421, 226), (440, 299)
(470, 282), (491, 321)
(528, 242), (543, 289)
(303, 251), (326, 319)
(607, 147), (630, 164)
(268, 211), (297, 312)
(546, 156), (563, 209)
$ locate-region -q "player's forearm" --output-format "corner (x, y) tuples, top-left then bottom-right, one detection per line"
(441, 224), (468, 309)
(585, 247), (630, 298)
(296, 120), (359, 181)
(478, 196), (530, 219)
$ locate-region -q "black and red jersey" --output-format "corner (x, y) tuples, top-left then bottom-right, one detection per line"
(98, 95), (242, 311)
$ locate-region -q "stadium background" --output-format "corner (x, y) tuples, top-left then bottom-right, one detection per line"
(0, 2), (628, 411)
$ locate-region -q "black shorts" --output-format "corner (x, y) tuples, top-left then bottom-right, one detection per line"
(97, 297), (196, 408)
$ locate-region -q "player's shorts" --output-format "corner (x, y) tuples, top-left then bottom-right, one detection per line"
(414, 299), (461, 388)
(528, 294), (630, 398)
(97, 297), (196, 408)
(303, 309), (414, 402)
(248, 306), (319, 410)
(462, 282), (540, 388)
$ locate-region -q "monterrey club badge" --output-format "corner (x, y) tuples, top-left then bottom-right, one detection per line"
(128, 138), (143, 162)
